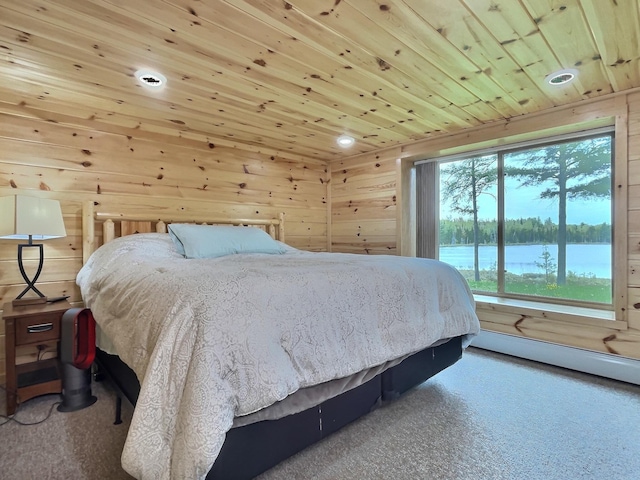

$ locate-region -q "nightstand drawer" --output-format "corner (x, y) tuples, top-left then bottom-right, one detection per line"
(15, 314), (61, 346)
(4, 300), (69, 416)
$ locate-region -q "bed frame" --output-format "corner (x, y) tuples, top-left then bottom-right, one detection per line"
(82, 201), (286, 263)
(81, 201), (464, 479)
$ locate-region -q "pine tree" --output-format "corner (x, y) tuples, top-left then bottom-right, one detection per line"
(505, 136), (611, 284)
(441, 155), (497, 281)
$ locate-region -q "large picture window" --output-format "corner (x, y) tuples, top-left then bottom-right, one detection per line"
(420, 129), (614, 307)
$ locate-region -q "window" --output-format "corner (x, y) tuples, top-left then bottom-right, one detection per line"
(418, 129), (614, 307)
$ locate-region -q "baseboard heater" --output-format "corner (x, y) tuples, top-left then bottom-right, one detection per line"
(471, 330), (640, 386)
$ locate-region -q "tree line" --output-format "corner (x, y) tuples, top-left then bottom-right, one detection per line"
(440, 217), (611, 246)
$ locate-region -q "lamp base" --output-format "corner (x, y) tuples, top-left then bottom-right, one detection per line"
(12, 297), (48, 307)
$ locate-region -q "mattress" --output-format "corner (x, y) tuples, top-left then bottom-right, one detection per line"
(78, 233), (480, 480)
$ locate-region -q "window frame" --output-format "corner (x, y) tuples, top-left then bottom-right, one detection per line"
(417, 126), (616, 312)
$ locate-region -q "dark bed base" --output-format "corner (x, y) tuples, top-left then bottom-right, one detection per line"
(95, 335), (463, 479)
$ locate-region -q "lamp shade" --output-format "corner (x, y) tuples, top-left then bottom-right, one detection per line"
(0, 195), (67, 240)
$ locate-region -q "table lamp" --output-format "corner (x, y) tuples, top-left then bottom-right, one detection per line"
(0, 195), (67, 306)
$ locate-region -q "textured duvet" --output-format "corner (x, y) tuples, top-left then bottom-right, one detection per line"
(77, 234), (480, 480)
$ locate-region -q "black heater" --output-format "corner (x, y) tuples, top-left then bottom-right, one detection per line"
(58, 308), (97, 412)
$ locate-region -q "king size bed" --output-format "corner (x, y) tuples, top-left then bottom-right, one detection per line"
(77, 201), (480, 480)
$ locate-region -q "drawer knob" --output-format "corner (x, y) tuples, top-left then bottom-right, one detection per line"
(27, 323), (54, 333)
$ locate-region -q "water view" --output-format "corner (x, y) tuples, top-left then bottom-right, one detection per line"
(440, 243), (611, 279)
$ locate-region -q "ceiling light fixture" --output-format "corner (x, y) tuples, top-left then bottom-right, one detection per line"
(135, 69), (167, 89)
(544, 69), (578, 86)
(337, 135), (355, 148)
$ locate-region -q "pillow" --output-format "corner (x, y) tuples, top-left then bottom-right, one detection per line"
(168, 227), (186, 256)
(167, 223), (287, 259)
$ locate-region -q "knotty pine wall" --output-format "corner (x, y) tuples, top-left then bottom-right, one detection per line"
(332, 92), (640, 361)
(331, 149), (400, 255)
(0, 104), (329, 384)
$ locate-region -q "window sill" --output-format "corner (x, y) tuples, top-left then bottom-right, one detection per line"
(474, 294), (626, 331)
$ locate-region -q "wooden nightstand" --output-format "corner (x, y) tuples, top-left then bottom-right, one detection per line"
(3, 300), (70, 415)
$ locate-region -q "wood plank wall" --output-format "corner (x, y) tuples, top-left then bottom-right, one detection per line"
(0, 101), (329, 384)
(331, 147), (401, 255)
(331, 93), (640, 361)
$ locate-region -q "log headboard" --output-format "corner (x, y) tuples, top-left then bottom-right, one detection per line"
(82, 201), (285, 263)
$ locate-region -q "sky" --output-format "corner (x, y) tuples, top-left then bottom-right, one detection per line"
(438, 135), (613, 226)
(444, 183), (612, 225)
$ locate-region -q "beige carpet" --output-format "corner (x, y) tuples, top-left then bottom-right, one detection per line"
(1, 347), (639, 479)
(0, 379), (134, 479)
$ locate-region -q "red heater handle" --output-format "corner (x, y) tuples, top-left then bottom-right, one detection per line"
(61, 308), (96, 369)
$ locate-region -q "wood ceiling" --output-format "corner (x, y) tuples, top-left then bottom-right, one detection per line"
(1, 0), (639, 161)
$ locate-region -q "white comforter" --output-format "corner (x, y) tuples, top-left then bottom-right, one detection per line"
(77, 234), (480, 480)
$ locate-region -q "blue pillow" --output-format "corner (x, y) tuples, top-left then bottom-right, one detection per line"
(167, 224), (286, 259)
(168, 227), (186, 256)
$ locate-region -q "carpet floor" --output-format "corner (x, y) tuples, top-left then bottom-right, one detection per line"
(1, 347), (639, 480)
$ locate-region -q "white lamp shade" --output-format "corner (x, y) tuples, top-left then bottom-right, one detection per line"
(0, 195), (67, 240)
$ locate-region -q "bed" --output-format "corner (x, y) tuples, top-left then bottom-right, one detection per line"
(77, 201), (480, 480)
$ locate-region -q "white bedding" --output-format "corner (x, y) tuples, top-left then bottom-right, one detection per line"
(77, 234), (480, 480)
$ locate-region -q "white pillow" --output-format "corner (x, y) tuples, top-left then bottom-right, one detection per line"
(167, 224), (286, 259)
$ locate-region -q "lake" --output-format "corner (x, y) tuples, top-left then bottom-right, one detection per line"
(439, 244), (612, 279)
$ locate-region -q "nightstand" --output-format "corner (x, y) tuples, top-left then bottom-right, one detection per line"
(3, 300), (70, 415)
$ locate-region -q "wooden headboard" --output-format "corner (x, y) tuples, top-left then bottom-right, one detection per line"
(82, 201), (285, 263)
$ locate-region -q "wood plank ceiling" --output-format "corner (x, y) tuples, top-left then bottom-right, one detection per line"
(1, 0), (638, 161)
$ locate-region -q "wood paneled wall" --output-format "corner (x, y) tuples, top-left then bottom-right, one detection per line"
(331, 93), (640, 361)
(0, 100), (329, 383)
(331, 147), (401, 255)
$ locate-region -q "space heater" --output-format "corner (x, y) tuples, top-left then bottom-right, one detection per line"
(58, 308), (97, 412)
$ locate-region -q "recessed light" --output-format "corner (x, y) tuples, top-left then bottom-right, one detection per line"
(135, 69), (167, 89)
(337, 135), (355, 147)
(544, 69), (578, 86)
